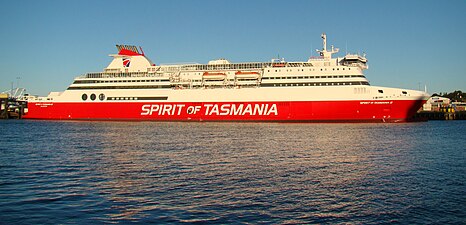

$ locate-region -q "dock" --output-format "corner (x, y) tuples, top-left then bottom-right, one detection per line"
(0, 93), (26, 119)
(416, 111), (466, 120)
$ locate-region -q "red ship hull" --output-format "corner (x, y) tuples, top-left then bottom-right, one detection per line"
(23, 99), (426, 122)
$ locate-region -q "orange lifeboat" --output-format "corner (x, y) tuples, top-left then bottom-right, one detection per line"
(272, 63), (286, 67)
(235, 71), (260, 79)
(202, 72), (226, 80)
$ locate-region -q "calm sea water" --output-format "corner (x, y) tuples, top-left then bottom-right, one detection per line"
(0, 120), (465, 224)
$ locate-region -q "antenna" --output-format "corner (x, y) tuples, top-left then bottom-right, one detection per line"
(139, 46), (145, 56)
(321, 33), (327, 51)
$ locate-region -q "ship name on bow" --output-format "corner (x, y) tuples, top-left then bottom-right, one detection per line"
(141, 103), (278, 116)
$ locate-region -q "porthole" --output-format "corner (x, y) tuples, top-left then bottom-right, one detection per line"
(99, 93), (105, 101)
(82, 94), (88, 101)
(90, 93), (96, 101)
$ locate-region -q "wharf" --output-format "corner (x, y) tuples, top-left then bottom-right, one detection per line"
(0, 94), (26, 119)
(416, 111), (466, 120)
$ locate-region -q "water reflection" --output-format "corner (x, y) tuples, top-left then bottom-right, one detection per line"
(87, 123), (164, 221)
(82, 122), (398, 222)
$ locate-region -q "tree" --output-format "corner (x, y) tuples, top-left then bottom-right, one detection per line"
(440, 90), (465, 102)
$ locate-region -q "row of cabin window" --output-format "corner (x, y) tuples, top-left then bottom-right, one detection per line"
(73, 79), (169, 84)
(86, 73), (148, 78)
(68, 85), (171, 90)
(201, 78), (259, 82)
(261, 82), (369, 87)
(82, 93), (105, 101)
(108, 97), (138, 101)
(106, 96), (167, 101)
(81, 95), (168, 101)
(262, 75), (365, 80)
(268, 67), (352, 73)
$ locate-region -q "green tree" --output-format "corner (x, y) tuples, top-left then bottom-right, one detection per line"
(440, 90), (465, 102)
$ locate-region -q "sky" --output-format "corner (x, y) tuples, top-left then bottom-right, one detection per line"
(0, 0), (465, 96)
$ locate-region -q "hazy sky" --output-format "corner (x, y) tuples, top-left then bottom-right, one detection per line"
(1, 0), (465, 96)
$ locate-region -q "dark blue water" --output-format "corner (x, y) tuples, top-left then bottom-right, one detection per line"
(0, 120), (465, 224)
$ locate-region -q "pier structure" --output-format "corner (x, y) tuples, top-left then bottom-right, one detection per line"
(416, 111), (466, 120)
(0, 94), (8, 119)
(0, 88), (27, 119)
(416, 102), (466, 120)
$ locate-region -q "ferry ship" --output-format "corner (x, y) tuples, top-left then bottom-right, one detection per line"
(22, 34), (429, 122)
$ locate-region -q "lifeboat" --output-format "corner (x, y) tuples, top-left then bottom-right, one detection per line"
(202, 72), (226, 80)
(272, 63), (286, 67)
(235, 71), (260, 79)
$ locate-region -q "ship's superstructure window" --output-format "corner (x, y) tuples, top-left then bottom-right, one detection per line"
(90, 94), (96, 101)
(99, 93), (105, 101)
(261, 81), (369, 87)
(260, 75), (365, 80)
(73, 79), (169, 84)
(107, 96), (168, 101)
(68, 85), (171, 90)
(354, 87), (368, 94)
(82, 94), (87, 101)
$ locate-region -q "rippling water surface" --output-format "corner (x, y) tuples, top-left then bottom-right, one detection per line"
(1, 120), (465, 224)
